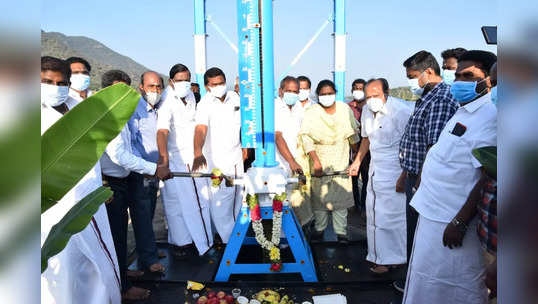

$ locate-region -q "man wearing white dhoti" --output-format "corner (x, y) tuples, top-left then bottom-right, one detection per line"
(40, 56), (122, 304)
(156, 64), (213, 257)
(403, 50), (497, 304)
(192, 67), (245, 243)
(274, 76), (314, 228)
(349, 79), (411, 273)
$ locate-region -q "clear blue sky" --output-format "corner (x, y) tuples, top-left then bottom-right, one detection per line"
(41, 0), (497, 90)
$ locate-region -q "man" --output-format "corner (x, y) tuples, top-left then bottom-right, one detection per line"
(442, 61), (498, 300)
(348, 79), (411, 273)
(403, 50), (497, 304)
(440, 48), (467, 85)
(274, 76), (313, 230)
(156, 64), (213, 257)
(192, 67), (245, 243)
(191, 82), (201, 103)
(66, 57), (93, 106)
(41, 57), (122, 304)
(100, 70), (166, 300)
(297, 75), (315, 114)
(395, 50), (458, 292)
(348, 78), (370, 212)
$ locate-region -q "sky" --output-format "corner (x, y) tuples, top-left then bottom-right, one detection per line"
(41, 0), (497, 90)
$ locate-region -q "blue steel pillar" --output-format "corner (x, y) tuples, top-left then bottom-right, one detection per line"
(333, 0), (346, 102)
(194, 0), (207, 96)
(259, 0), (277, 167)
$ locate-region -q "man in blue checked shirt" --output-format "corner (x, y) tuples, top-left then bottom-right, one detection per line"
(392, 50), (458, 293)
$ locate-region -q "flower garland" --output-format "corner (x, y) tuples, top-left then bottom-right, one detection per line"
(247, 193), (286, 272)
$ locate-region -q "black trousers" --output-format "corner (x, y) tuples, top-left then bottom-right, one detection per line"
(352, 151), (371, 210)
(404, 172), (419, 263)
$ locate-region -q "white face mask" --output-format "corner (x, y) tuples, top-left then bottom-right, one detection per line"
(298, 89), (310, 101)
(209, 84), (227, 98)
(70, 74), (91, 91)
(41, 83), (69, 107)
(144, 91), (161, 106)
(366, 97), (384, 113)
(408, 72), (428, 96)
(318, 94), (336, 107)
(352, 90), (365, 101)
(172, 81), (191, 98)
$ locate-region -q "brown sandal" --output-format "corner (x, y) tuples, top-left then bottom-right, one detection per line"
(369, 264), (390, 274)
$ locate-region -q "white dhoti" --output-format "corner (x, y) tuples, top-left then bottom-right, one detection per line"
(161, 152), (213, 255)
(403, 215), (487, 304)
(365, 168), (407, 265)
(208, 161), (243, 243)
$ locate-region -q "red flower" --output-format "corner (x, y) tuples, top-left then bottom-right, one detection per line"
(270, 263), (282, 272)
(250, 204), (261, 221)
(272, 199), (283, 212)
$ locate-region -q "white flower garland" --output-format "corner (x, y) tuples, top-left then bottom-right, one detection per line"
(251, 210), (282, 251)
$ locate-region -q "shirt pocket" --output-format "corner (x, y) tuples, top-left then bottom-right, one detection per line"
(434, 130), (471, 164)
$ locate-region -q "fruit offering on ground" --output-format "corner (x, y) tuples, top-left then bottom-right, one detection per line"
(196, 296), (208, 304)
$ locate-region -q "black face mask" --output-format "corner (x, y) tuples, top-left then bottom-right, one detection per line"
(193, 92), (201, 103)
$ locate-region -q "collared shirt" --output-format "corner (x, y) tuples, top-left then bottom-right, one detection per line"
(410, 93), (497, 223)
(399, 82), (458, 174)
(67, 88), (93, 108)
(478, 175), (497, 254)
(128, 97), (160, 163)
(275, 98), (304, 171)
(101, 125), (157, 178)
(361, 97), (412, 175)
(348, 99), (364, 122)
(195, 90), (242, 173)
(295, 98), (314, 119)
(156, 88), (197, 164)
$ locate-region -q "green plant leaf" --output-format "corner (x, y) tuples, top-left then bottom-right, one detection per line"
(472, 146), (497, 177)
(41, 186), (112, 273)
(41, 83), (140, 213)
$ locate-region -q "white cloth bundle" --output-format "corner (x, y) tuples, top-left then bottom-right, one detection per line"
(312, 293), (347, 304)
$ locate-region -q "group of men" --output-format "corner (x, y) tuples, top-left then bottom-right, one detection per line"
(346, 48), (498, 303)
(41, 46), (498, 303)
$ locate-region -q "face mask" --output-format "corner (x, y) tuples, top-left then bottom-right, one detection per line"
(282, 92), (299, 106)
(173, 81), (191, 98)
(144, 91), (161, 106)
(41, 83), (69, 107)
(441, 69), (456, 85)
(318, 94), (336, 107)
(298, 89), (310, 101)
(408, 72), (428, 96)
(209, 84), (227, 98)
(70, 74), (91, 91)
(366, 97), (384, 113)
(449, 79), (487, 104)
(352, 90), (364, 101)
(490, 86), (497, 105)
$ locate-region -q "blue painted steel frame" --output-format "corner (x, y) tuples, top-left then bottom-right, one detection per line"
(214, 206), (318, 282)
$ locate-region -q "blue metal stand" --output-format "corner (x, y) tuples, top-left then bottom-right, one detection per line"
(215, 206), (318, 282)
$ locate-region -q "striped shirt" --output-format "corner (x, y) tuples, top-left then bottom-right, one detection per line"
(399, 82), (458, 174)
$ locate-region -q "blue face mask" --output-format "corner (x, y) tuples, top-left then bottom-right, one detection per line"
(441, 69), (456, 85)
(490, 86), (497, 105)
(282, 92), (299, 106)
(450, 80), (486, 104)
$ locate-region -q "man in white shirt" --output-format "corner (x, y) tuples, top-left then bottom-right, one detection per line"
(348, 78), (412, 274)
(66, 57), (93, 107)
(156, 64), (213, 257)
(297, 75), (315, 114)
(41, 56), (122, 304)
(402, 51), (497, 304)
(100, 70), (167, 301)
(274, 76), (314, 229)
(192, 67), (245, 243)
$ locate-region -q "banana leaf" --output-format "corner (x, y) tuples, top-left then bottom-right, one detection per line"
(41, 83), (140, 213)
(41, 186), (112, 273)
(472, 146), (497, 177)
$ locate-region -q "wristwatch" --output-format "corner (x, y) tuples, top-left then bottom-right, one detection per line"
(451, 218), (468, 234)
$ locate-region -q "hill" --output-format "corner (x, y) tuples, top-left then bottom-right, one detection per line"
(41, 30), (155, 90)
